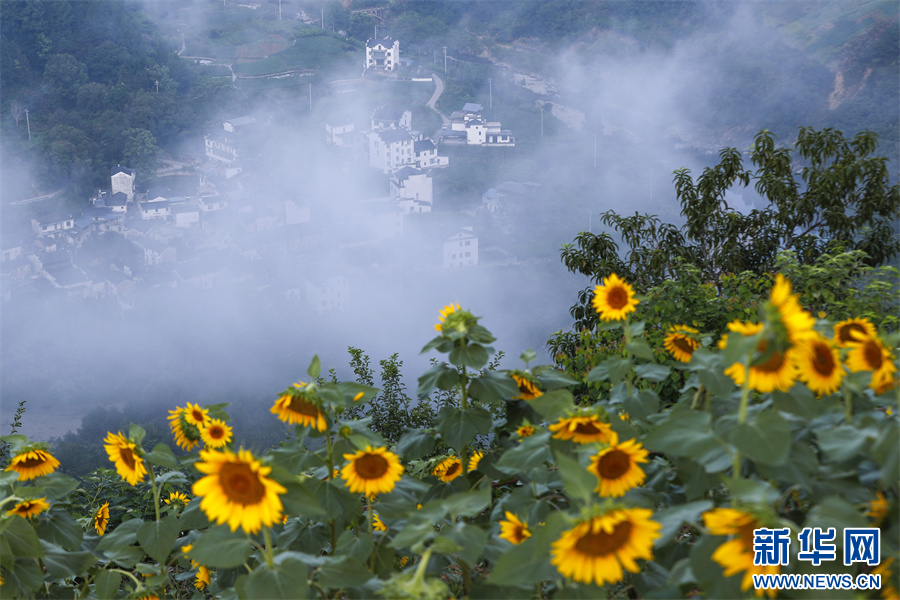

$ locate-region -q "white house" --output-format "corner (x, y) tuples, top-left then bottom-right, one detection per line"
(371, 106), (412, 132)
(110, 165), (136, 201)
(304, 272), (349, 312)
(365, 37), (400, 72)
(326, 120), (355, 146)
(390, 167), (433, 214)
(369, 128), (415, 173)
(413, 139), (449, 169)
(443, 227), (478, 268)
(449, 103), (515, 147)
(139, 201), (171, 220)
(198, 193), (227, 212)
(31, 213), (74, 236)
(106, 192), (129, 213)
(172, 202), (201, 228)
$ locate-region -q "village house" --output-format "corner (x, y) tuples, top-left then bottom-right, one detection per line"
(369, 128), (415, 173)
(139, 200), (171, 220)
(413, 139), (449, 169)
(447, 103), (515, 147)
(371, 106), (412, 132)
(110, 165), (136, 202)
(31, 212), (74, 236)
(365, 37), (400, 72)
(326, 119), (356, 146)
(390, 167), (433, 214)
(443, 226), (478, 268)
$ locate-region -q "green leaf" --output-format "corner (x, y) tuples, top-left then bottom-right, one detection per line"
(435, 406), (492, 452)
(307, 355), (321, 379)
(137, 515), (180, 564)
(128, 423), (146, 444)
(534, 368), (580, 390)
(626, 340), (655, 360)
(723, 477), (779, 506)
(3, 558), (42, 596)
(145, 443), (178, 469)
(469, 371), (519, 403)
(526, 389), (575, 422)
(606, 356), (634, 383)
(817, 425), (871, 463)
(446, 523), (488, 566)
(493, 431), (553, 476)
(280, 479), (328, 520)
(190, 525), (253, 569)
(0, 514), (43, 561)
(245, 555), (308, 599)
(102, 544), (144, 568)
(40, 539), (95, 579)
(417, 362), (459, 397)
(25, 473), (80, 500)
(489, 511), (568, 586)
(335, 529), (373, 563)
(726, 410), (791, 466)
(624, 390), (660, 421)
(805, 496), (867, 531)
(36, 509), (83, 550)
(520, 349), (538, 364)
(430, 534), (463, 555)
(436, 487), (491, 520)
(316, 555), (373, 589)
(643, 407), (718, 459)
(586, 363), (609, 382)
(553, 451), (596, 505)
(653, 500), (712, 546)
(391, 517), (437, 552)
(94, 569), (123, 599)
(635, 363), (672, 382)
(449, 342), (491, 369)
(178, 498), (211, 530)
(396, 428), (437, 459)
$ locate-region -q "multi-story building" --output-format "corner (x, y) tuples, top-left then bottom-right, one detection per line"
(365, 37), (400, 72)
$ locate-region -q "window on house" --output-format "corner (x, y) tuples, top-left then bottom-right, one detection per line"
(465, 240), (471, 246)
(465, 252), (471, 257)
(451, 253), (456, 259)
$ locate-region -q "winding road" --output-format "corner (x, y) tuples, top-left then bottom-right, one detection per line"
(426, 72), (450, 141)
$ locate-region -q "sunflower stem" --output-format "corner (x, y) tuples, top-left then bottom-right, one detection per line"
(623, 317), (634, 397)
(149, 467), (161, 522)
(461, 561), (472, 598)
(262, 526), (275, 569)
(109, 568), (144, 589)
(460, 364), (469, 476)
(733, 349), (754, 479)
(367, 495), (375, 570)
(843, 385), (853, 423)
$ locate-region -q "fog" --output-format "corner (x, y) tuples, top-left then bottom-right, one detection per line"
(2, 0), (895, 444)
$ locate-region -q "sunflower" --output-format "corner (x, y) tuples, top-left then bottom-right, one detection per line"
(549, 415), (617, 444)
(469, 450), (483, 471)
(703, 507), (778, 598)
(794, 332), (845, 396)
(341, 446), (404, 498)
(845, 333), (897, 394)
(833, 317), (877, 348)
(511, 374), (542, 400)
(664, 325), (700, 363)
(195, 565), (210, 590)
(6, 497), (49, 519)
(499, 511), (531, 545)
(591, 273), (639, 321)
(873, 556), (898, 600)
(589, 438), (649, 497)
(164, 491), (189, 514)
(551, 508), (661, 586)
(373, 512), (387, 532)
(104, 432), (147, 486)
(516, 424), (535, 440)
(192, 448), (286, 534)
(722, 321), (798, 393)
(434, 303), (461, 332)
(436, 457), (461, 482)
(94, 501), (110, 535)
(767, 274), (816, 345)
(201, 419), (233, 449)
(270, 393), (328, 431)
(867, 491), (890, 525)
(168, 407), (202, 452)
(5, 448), (60, 481)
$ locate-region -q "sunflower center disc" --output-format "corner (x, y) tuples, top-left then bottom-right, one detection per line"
(191, 410), (205, 422)
(209, 426), (224, 439)
(573, 422), (601, 435)
(674, 337), (695, 355)
(575, 521), (632, 556)
(813, 345), (835, 376)
(19, 456), (46, 469)
(444, 462), (461, 478)
(598, 450), (631, 479)
(756, 346), (786, 373)
(607, 288), (627, 310)
(289, 397), (320, 417)
(356, 454), (389, 479)
(863, 341), (883, 369)
(120, 448), (136, 470)
(840, 324), (865, 344)
(220, 463), (265, 505)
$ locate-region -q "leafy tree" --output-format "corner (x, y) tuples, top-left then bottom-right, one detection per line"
(561, 128), (900, 330)
(121, 127), (159, 182)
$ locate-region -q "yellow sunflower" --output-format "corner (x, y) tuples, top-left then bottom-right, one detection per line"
(104, 432), (147, 486)
(435, 303), (461, 332)
(94, 502), (110, 535)
(433, 456), (462, 482)
(192, 448), (286, 534)
(499, 511), (531, 545)
(270, 393), (328, 431)
(549, 415), (617, 444)
(551, 508), (661, 586)
(164, 491), (190, 515)
(201, 419), (233, 449)
(867, 491), (890, 525)
(511, 374), (542, 400)
(873, 556), (898, 600)
(6, 497), (49, 519)
(845, 333), (897, 394)
(591, 273), (639, 321)
(341, 446), (404, 498)
(195, 565), (210, 590)
(833, 317), (877, 348)
(183, 403), (210, 427)
(516, 424), (535, 440)
(5, 448), (60, 481)
(703, 507), (778, 598)
(589, 438), (649, 497)
(373, 512), (387, 531)
(469, 450), (484, 471)
(767, 274), (816, 344)
(664, 325), (700, 362)
(794, 332), (845, 396)
(167, 406), (202, 452)
(722, 321), (798, 393)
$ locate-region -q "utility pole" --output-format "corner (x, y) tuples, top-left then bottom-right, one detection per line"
(155, 80), (159, 93)
(540, 105), (543, 141)
(321, 7), (324, 29)
(489, 78), (492, 109)
(593, 134), (597, 168)
(25, 109), (31, 142)
(278, 0), (281, 20)
(443, 46), (447, 72)
(309, 83), (312, 112)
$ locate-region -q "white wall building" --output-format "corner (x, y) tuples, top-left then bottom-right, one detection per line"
(443, 227), (478, 268)
(365, 37), (400, 72)
(110, 165), (136, 201)
(369, 128), (415, 173)
(390, 167), (433, 214)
